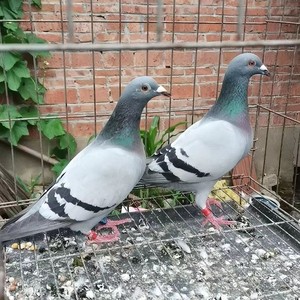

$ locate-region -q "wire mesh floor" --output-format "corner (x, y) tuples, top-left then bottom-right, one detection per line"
(3, 195), (300, 300)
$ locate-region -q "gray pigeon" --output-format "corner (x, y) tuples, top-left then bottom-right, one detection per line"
(141, 53), (270, 230)
(0, 76), (170, 243)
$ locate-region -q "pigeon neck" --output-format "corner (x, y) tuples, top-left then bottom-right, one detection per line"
(207, 73), (250, 124)
(96, 96), (145, 149)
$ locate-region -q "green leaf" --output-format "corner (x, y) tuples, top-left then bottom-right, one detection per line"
(38, 118), (65, 140)
(32, 0), (42, 9)
(52, 159), (69, 176)
(0, 123), (9, 139)
(19, 106), (39, 125)
(0, 52), (20, 71)
(0, 105), (22, 128)
(3, 22), (19, 32)
(8, 121), (29, 145)
(87, 134), (96, 144)
(3, 6), (22, 19)
(59, 133), (77, 157)
(161, 121), (187, 140)
(3, 33), (24, 44)
(12, 61), (31, 78)
(26, 33), (51, 58)
(0, 82), (5, 94)
(50, 146), (68, 160)
(16, 176), (30, 194)
(0, 6), (4, 17)
(18, 77), (46, 104)
(11, 28), (27, 41)
(0, 69), (5, 82)
(6, 69), (21, 91)
(7, 0), (22, 14)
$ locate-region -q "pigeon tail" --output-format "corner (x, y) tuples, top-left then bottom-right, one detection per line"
(0, 211), (73, 243)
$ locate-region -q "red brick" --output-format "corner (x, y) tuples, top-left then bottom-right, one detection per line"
(171, 85), (196, 99)
(69, 52), (94, 68)
(246, 7), (268, 16)
(200, 84), (217, 99)
(167, 51), (194, 66)
(222, 51), (241, 64)
(199, 23), (222, 33)
(69, 122), (98, 137)
(45, 53), (68, 69)
(277, 51), (295, 66)
(120, 52), (135, 67)
(36, 33), (63, 43)
(197, 51), (220, 66)
(45, 88), (77, 105)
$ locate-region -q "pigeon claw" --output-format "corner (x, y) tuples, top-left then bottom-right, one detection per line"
(87, 218), (132, 244)
(201, 209), (236, 231)
(206, 198), (222, 210)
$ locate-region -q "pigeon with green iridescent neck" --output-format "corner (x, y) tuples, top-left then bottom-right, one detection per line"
(0, 76), (170, 244)
(141, 53), (270, 230)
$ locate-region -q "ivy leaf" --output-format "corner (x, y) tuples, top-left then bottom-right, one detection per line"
(8, 121), (29, 146)
(32, 0), (42, 9)
(38, 118), (65, 140)
(26, 33), (51, 58)
(0, 69), (5, 82)
(0, 52), (20, 71)
(3, 5), (22, 19)
(0, 105), (22, 128)
(52, 159), (69, 177)
(10, 28), (27, 41)
(0, 82), (5, 94)
(3, 22), (18, 32)
(87, 134), (96, 144)
(6, 68), (21, 91)
(19, 106), (39, 125)
(18, 77), (46, 104)
(7, 0), (22, 15)
(0, 123), (9, 139)
(3, 33), (24, 44)
(59, 133), (77, 157)
(12, 61), (31, 78)
(50, 146), (68, 160)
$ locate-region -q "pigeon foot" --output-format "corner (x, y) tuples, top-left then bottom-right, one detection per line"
(201, 207), (236, 230)
(87, 218), (132, 244)
(206, 197), (222, 209)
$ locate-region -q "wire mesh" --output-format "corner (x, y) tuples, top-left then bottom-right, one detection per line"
(0, 0), (300, 299)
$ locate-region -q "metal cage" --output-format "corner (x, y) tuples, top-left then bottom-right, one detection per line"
(0, 0), (300, 299)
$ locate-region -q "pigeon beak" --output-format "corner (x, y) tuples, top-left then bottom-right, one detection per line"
(156, 85), (171, 97)
(260, 64), (270, 77)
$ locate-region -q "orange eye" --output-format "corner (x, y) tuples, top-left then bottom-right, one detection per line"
(141, 85), (148, 91)
(248, 60), (255, 66)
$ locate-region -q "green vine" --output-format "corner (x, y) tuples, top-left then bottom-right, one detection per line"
(0, 0), (77, 176)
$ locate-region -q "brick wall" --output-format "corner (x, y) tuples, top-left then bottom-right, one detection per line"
(22, 0), (300, 141)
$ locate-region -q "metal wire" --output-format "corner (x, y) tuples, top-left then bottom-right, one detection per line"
(0, 40), (298, 52)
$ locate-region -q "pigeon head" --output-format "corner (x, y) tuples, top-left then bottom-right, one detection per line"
(98, 76), (170, 147)
(226, 53), (270, 78)
(121, 76), (171, 103)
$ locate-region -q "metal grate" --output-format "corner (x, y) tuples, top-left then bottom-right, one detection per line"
(0, 0), (300, 299)
(3, 185), (300, 299)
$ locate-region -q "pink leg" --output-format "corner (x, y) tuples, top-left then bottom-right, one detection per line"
(206, 198), (222, 210)
(87, 218), (132, 244)
(201, 206), (236, 231)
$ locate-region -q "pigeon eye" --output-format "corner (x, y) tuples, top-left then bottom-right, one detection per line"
(248, 60), (256, 66)
(141, 85), (149, 91)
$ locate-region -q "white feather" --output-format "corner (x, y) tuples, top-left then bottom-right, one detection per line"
(149, 118), (252, 183)
(40, 145), (145, 223)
